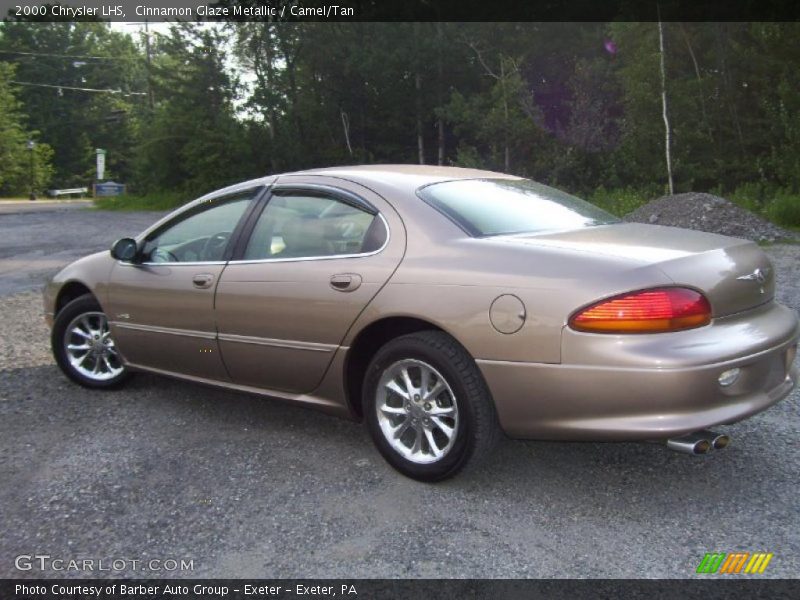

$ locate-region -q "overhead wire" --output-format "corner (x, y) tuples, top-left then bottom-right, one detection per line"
(9, 80), (148, 96)
(0, 49), (140, 60)
(1, 43), (149, 99)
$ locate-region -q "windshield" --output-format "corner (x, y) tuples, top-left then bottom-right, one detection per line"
(417, 178), (619, 237)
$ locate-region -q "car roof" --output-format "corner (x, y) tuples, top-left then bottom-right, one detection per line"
(285, 164), (521, 197)
(189, 164), (522, 214)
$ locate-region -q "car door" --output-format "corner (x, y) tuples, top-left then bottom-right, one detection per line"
(106, 187), (264, 380)
(215, 176), (405, 393)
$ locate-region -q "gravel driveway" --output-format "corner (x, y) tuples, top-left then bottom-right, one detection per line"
(0, 205), (798, 578)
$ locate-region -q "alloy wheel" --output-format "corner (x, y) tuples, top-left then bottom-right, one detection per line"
(375, 359), (459, 464)
(63, 312), (124, 381)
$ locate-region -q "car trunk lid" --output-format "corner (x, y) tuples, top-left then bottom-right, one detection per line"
(497, 223), (774, 317)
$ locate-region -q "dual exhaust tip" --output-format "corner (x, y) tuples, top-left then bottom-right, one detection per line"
(666, 430), (730, 455)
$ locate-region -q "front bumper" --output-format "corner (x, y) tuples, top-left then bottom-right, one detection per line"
(479, 301), (799, 440)
(43, 279), (58, 327)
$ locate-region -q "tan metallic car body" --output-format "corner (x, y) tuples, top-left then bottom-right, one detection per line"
(45, 166), (799, 478)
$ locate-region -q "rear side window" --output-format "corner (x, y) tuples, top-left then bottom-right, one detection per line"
(243, 192), (387, 260)
(418, 178), (619, 237)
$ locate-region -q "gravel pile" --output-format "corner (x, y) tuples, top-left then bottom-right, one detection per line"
(625, 192), (795, 243)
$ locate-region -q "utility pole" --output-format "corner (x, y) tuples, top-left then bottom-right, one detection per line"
(27, 140), (36, 200)
(145, 19), (154, 110)
(658, 7), (674, 195)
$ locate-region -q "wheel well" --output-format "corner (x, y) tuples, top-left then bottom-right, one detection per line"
(55, 282), (93, 315)
(344, 317), (445, 419)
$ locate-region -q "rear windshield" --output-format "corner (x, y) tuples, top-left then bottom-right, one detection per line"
(417, 178), (619, 237)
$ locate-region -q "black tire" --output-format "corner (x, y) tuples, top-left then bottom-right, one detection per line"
(363, 331), (500, 481)
(51, 294), (131, 389)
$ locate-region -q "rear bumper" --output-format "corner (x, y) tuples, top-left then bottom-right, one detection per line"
(479, 302), (800, 440)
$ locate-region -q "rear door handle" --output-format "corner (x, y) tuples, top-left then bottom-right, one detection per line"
(330, 273), (362, 292)
(192, 273), (215, 289)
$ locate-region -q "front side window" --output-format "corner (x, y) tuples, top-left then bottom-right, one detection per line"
(418, 178), (619, 237)
(243, 192), (386, 260)
(142, 191), (256, 263)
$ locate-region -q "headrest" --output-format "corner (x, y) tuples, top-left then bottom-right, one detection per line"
(281, 217), (328, 253)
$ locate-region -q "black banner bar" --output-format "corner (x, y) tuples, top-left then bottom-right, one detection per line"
(1, 0), (800, 22)
(3, 579), (800, 600)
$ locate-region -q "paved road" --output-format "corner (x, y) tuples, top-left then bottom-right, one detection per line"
(0, 207), (798, 578)
(0, 203), (166, 296)
(0, 199), (92, 214)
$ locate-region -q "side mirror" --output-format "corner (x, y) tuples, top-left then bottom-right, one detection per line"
(110, 238), (139, 262)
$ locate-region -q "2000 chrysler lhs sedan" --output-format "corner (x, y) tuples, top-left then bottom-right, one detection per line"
(44, 166), (799, 480)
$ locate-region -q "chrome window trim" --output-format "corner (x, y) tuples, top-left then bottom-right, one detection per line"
(117, 260), (228, 268)
(227, 213), (391, 265)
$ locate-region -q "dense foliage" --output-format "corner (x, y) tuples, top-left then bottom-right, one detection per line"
(0, 61), (53, 195)
(0, 21), (798, 224)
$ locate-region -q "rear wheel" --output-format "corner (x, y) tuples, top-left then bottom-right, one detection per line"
(363, 331), (500, 481)
(51, 294), (130, 389)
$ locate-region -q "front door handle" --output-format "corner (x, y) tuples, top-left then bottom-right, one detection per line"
(192, 273), (215, 289)
(330, 273), (362, 292)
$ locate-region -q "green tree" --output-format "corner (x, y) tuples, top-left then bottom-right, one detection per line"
(0, 61), (53, 195)
(134, 23), (250, 195)
(3, 21), (799, 203)
(0, 21), (146, 186)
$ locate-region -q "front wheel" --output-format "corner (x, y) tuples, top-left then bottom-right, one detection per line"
(363, 331), (500, 481)
(51, 294), (130, 389)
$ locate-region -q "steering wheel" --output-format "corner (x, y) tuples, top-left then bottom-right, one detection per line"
(201, 231), (231, 261)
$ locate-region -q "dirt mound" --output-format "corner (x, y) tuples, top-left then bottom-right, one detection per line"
(625, 192), (795, 243)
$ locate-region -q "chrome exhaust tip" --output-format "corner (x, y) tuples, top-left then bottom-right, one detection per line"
(699, 429), (731, 450)
(666, 432), (712, 455)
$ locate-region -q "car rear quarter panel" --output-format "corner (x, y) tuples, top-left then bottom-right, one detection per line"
(343, 229), (675, 364)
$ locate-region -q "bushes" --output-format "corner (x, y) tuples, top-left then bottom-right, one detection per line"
(93, 191), (187, 211)
(724, 182), (773, 213)
(767, 194), (800, 228)
(584, 186), (655, 217)
(726, 184), (800, 228)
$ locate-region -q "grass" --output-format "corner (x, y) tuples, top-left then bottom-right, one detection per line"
(766, 194), (800, 228)
(93, 191), (187, 211)
(584, 186), (655, 217)
(721, 183), (800, 228)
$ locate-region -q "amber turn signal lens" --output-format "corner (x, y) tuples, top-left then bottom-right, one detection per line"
(569, 287), (712, 333)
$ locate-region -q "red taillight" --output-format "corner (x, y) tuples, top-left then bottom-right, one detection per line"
(569, 287), (711, 333)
